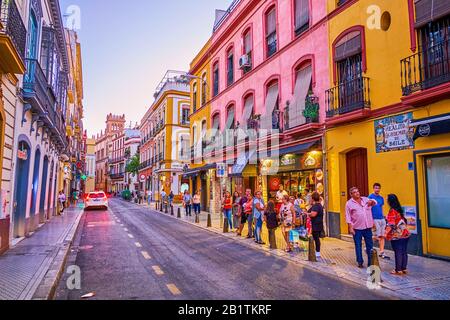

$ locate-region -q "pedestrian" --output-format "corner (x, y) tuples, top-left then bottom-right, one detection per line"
(345, 187), (377, 268)
(386, 194), (411, 276)
(276, 185), (288, 214)
(222, 191), (233, 231)
(307, 192), (325, 259)
(58, 191), (66, 214)
(280, 195), (296, 252)
(232, 191), (241, 230)
(183, 190), (192, 217)
(253, 191), (266, 245)
(237, 189), (251, 237)
(368, 183), (390, 260)
(265, 201), (280, 249)
(168, 191), (175, 208)
(243, 194), (254, 238)
(193, 191), (201, 216)
(160, 189), (167, 208)
(147, 190), (152, 205)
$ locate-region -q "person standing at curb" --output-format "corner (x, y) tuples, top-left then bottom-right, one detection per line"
(160, 189), (167, 209)
(243, 193), (254, 238)
(276, 185), (288, 213)
(253, 191), (266, 245)
(265, 201), (279, 249)
(183, 190), (192, 217)
(237, 189), (251, 236)
(369, 183), (390, 260)
(193, 191), (201, 216)
(147, 189), (152, 206)
(386, 194), (411, 276)
(280, 195), (295, 253)
(232, 191), (241, 231)
(308, 192), (325, 259)
(168, 191), (175, 209)
(58, 191), (66, 214)
(222, 191), (233, 231)
(345, 187), (377, 268)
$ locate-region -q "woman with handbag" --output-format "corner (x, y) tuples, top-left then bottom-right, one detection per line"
(307, 192), (325, 259)
(280, 195), (296, 253)
(386, 194), (411, 276)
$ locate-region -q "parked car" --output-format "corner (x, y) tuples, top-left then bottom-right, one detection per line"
(85, 191), (109, 210)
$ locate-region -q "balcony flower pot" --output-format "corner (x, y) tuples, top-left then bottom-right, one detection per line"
(303, 93), (319, 124)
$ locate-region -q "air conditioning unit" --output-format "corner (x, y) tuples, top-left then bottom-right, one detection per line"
(239, 54), (251, 69)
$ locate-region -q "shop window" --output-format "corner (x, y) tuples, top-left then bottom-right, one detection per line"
(425, 154), (450, 229)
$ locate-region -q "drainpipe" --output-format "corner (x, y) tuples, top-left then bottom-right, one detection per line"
(322, 132), (330, 237)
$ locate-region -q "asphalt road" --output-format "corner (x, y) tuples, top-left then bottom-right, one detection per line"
(55, 199), (392, 300)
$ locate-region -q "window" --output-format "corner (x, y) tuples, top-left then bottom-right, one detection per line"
(201, 73), (207, 105)
(261, 82), (280, 130)
(193, 83), (198, 112)
(181, 108), (190, 125)
(225, 105), (236, 130)
(286, 65), (313, 129)
(227, 48), (234, 86)
(213, 63), (219, 97)
(243, 29), (253, 73)
(294, 0), (309, 36)
(242, 95), (255, 130)
(266, 8), (277, 58)
(425, 154), (450, 229)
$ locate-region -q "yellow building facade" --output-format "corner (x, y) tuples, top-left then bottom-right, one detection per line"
(184, 40), (213, 211)
(325, 0), (450, 258)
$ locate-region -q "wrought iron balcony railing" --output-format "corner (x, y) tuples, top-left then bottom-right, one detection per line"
(284, 95), (320, 130)
(401, 38), (450, 96)
(0, 0), (27, 61)
(326, 77), (371, 118)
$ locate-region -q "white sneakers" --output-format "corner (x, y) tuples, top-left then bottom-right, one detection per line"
(316, 252), (321, 258)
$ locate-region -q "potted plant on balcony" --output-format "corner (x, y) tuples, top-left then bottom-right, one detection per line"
(303, 92), (320, 124)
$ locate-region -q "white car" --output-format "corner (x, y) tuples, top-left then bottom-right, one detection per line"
(85, 192), (109, 210)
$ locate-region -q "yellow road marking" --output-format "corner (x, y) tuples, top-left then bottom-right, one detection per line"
(128, 234), (134, 239)
(152, 266), (164, 276)
(135, 242), (142, 248)
(166, 284), (182, 296)
(141, 251), (151, 260)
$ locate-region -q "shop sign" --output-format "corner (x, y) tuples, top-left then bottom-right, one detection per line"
(403, 206), (418, 234)
(300, 151), (323, 170)
(217, 163), (227, 178)
(375, 113), (415, 153)
(279, 154), (300, 172)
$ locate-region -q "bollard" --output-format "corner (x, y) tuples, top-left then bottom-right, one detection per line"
(207, 214), (212, 228)
(171, 205), (174, 216)
(370, 248), (383, 283)
(177, 208), (181, 219)
(223, 217), (229, 233)
(308, 236), (317, 262)
(195, 214), (200, 224)
(268, 230), (277, 250)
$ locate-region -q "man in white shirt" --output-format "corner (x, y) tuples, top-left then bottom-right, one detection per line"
(276, 185), (288, 213)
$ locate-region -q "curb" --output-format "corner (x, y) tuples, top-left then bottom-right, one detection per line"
(31, 209), (85, 300)
(128, 200), (406, 300)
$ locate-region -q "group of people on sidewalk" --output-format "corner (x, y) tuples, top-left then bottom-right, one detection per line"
(346, 183), (411, 276)
(222, 187), (325, 258)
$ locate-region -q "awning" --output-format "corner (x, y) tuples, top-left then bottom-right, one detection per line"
(278, 140), (320, 156)
(230, 149), (257, 177)
(411, 114), (450, 140)
(183, 163), (217, 177)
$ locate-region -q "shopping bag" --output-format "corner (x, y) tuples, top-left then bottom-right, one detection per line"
(289, 229), (300, 243)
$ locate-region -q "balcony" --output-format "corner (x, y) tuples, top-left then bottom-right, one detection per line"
(23, 58), (67, 148)
(110, 172), (125, 180)
(401, 38), (450, 98)
(284, 95), (321, 134)
(326, 77), (371, 118)
(0, 0), (26, 74)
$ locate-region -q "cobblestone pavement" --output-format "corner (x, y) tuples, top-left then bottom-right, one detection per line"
(139, 200), (450, 300)
(0, 208), (83, 300)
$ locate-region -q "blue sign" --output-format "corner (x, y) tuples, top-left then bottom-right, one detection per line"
(375, 113), (415, 153)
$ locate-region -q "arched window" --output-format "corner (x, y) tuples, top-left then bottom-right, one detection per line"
(265, 7), (277, 58)
(192, 82), (198, 112)
(242, 28), (253, 73)
(225, 105), (236, 130)
(201, 73), (207, 105)
(294, 0), (310, 36)
(242, 94), (254, 129)
(227, 47), (234, 86)
(262, 80), (280, 130)
(286, 63), (312, 129)
(213, 62), (220, 97)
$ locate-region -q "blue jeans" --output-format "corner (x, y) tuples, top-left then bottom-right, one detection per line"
(391, 238), (409, 272)
(353, 228), (374, 266)
(224, 209), (233, 229)
(185, 204), (192, 216)
(193, 203), (201, 215)
(247, 214), (254, 237)
(254, 218), (263, 242)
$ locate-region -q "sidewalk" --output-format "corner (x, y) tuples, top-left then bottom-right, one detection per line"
(0, 207), (83, 300)
(139, 200), (450, 300)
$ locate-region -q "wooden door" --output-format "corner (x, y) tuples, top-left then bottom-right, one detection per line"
(346, 148), (369, 198)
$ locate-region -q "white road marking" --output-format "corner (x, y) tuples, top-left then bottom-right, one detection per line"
(166, 284), (182, 295)
(152, 266), (164, 276)
(141, 251), (151, 260)
(128, 234), (134, 239)
(135, 242), (142, 248)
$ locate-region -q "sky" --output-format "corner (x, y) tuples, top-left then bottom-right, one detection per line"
(60, 0), (232, 136)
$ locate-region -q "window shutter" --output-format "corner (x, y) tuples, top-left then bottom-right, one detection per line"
(266, 9), (276, 35)
(415, 0), (450, 28)
(290, 65), (312, 128)
(226, 108), (235, 130)
(335, 31), (362, 61)
(295, 0), (309, 30)
(242, 96), (254, 129)
(261, 84), (279, 130)
(244, 32), (252, 53)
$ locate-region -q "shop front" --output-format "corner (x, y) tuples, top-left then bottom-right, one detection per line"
(260, 141), (324, 204)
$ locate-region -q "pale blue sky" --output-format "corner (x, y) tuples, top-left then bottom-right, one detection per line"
(60, 0), (232, 136)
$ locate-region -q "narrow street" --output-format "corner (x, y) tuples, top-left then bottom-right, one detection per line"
(55, 199), (392, 300)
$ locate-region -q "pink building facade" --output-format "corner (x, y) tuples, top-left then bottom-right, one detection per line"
(202, 0), (330, 200)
